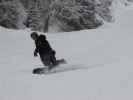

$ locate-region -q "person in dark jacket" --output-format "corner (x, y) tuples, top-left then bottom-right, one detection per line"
(31, 32), (57, 69)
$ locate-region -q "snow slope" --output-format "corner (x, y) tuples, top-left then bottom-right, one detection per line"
(0, 4), (133, 100)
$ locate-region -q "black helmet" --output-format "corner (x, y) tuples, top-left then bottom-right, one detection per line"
(31, 32), (38, 37)
(31, 32), (38, 40)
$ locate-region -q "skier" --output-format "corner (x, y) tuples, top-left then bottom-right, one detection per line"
(30, 32), (57, 70)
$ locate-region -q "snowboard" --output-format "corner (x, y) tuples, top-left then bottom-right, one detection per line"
(33, 59), (66, 74)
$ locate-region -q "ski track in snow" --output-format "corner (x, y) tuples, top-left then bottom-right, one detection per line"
(0, 3), (133, 100)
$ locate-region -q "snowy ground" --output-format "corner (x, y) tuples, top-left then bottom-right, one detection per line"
(0, 4), (133, 100)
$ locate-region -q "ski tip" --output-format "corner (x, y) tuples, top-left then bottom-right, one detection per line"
(32, 67), (49, 75)
(32, 68), (39, 74)
(32, 68), (44, 74)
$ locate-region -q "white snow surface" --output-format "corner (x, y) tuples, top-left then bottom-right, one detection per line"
(0, 4), (133, 100)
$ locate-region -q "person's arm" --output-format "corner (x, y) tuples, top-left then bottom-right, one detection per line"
(34, 47), (38, 57)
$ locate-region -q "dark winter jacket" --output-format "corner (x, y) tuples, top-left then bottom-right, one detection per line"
(34, 35), (53, 56)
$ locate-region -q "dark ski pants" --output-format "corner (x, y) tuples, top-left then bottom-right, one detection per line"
(40, 53), (57, 68)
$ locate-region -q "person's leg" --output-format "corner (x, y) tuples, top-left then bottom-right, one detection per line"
(48, 52), (58, 70)
(40, 52), (57, 70)
(50, 54), (57, 65)
(40, 55), (51, 67)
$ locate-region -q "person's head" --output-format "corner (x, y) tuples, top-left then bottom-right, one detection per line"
(30, 32), (38, 40)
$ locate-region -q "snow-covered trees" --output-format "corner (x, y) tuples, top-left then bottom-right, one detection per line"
(1, 0), (131, 32)
(95, 0), (113, 22)
(0, 0), (113, 32)
(49, 0), (102, 32)
(0, 0), (26, 29)
(22, 0), (52, 32)
(0, 3), (18, 28)
(25, 0), (43, 31)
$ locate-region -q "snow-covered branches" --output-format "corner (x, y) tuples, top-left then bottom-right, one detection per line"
(0, 0), (27, 29)
(1, 0), (132, 32)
